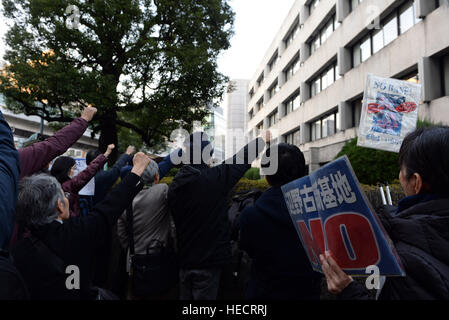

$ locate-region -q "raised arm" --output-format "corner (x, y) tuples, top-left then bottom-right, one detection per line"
(68, 152), (150, 250)
(63, 144), (114, 194)
(0, 111), (20, 249)
(214, 137), (265, 193)
(18, 107), (97, 179)
(97, 146), (135, 187)
(158, 148), (182, 180)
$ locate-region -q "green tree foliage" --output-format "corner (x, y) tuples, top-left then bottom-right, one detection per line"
(0, 0), (234, 159)
(336, 137), (399, 185)
(243, 167), (260, 180)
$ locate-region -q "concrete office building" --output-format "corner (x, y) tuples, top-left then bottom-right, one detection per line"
(0, 94), (99, 157)
(225, 79), (250, 159)
(204, 105), (227, 163)
(246, 0), (449, 172)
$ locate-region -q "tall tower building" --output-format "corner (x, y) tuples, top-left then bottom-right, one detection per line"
(225, 79), (250, 159)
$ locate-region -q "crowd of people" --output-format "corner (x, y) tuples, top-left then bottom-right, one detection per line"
(0, 105), (448, 300)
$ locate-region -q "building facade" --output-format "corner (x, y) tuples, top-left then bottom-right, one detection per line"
(225, 79), (250, 159)
(246, 0), (449, 172)
(0, 94), (99, 157)
(204, 105), (227, 164)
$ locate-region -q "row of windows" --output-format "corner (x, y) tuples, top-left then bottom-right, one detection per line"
(284, 129), (301, 146)
(353, 0), (421, 67)
(248, 0), (437, 120)
(310, 110), (341, 142)
(310, 61), (340, 97)
(310, 13), (340, 55)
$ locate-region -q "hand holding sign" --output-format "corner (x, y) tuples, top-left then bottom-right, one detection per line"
(320, 251), (353, 294)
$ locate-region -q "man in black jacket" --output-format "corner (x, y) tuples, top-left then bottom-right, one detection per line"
(11, 152), (151, 300)
(167, 132), (265, 300)
(239, 143), (322, 300)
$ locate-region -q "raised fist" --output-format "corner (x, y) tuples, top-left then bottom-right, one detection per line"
(126, 145), (136, 155)
(104, 144), (115, 157)
(81, 106), (97, 122)
(131, 152), (151, 177)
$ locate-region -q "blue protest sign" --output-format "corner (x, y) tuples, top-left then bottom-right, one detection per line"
(281, 156), (405, 276)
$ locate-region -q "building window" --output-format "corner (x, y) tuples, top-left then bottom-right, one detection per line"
(268, 81), (280, 100)
(309, 0), (321, 15)
(256, 121), (264, 136)
(309, 110), (340, 141)
(352, 2), (421, 68)
(383, 14), (398, 46)
(249, 88), (254, 99)
(441, 54), (449, 96)
(310, 61), (338, 97)
(249, 109), (254, 120)
(257, 72), (264, 87)
(285, 55), (300, 82)
(268, 110), (279, 128)
(256, 98), (264, 113)
(401, 70), (420, 84)
(284, 22), (299, 49)
(268, 52), (280, 72)
(360, 34), (371, 62)
(284, 129), (301, 146)
(351, 99), (362, 128)
(310, 14), (338, 55)
(350, 0), (364, 12)
(284, 91), (300, 115)
(399, 1), (422, 34)
(372, 28), (383, 54)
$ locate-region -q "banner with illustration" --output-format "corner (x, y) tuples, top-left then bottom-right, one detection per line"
(281, 156), (405, 276)
(357, 74), (421, 153)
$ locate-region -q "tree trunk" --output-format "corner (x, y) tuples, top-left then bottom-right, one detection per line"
(98, 113), (119, 166)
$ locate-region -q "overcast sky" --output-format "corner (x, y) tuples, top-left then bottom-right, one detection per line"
(217, 0), (296, 81)
(0, 0), (295, 79)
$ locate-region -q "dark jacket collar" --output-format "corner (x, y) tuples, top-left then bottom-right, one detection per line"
(397, 193), (443, 214)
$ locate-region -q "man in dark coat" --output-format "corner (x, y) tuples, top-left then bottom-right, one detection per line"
(167, 132), (265, 300)
(239, 143), (322, 300)
(11, 152), (151, 300)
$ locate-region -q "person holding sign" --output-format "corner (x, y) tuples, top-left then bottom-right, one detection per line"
(320, 126), (449, 300)
(239, 143), (322, 300)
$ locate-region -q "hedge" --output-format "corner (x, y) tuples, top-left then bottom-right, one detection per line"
(160, 176), (404, 210)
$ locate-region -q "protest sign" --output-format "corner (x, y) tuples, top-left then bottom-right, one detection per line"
(281, 156), (405, 276)
(73, 158), (95, 196)
(357, 74), (421, 153)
